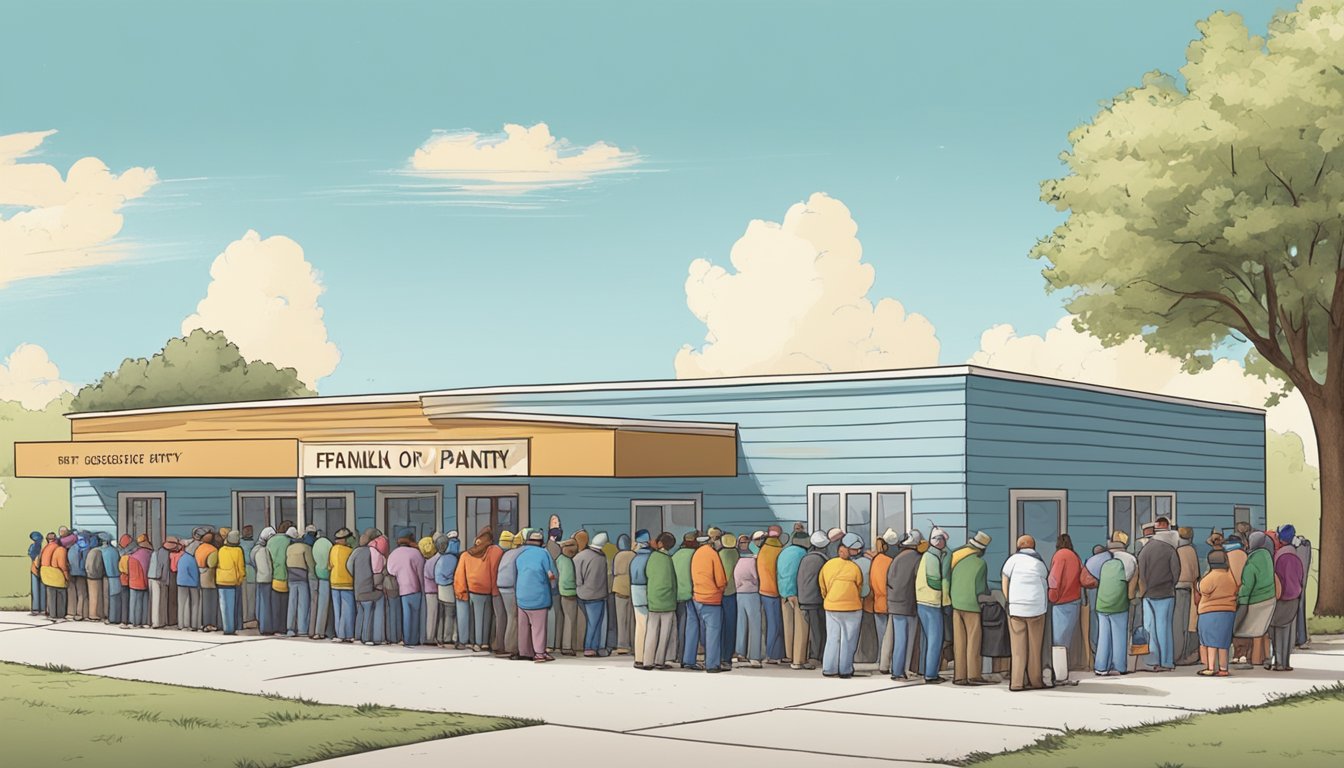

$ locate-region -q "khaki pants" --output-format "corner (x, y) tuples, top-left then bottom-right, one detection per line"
(633, 605), (649, 665)
(952, 609), (983, 682)
(1008, 614), (1046, 690)
(87, 578), (104, 622)
(785, 596), (809, 666)
(644, 610), (676, 667)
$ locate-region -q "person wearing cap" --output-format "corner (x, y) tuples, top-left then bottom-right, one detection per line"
(886, 530), (922, 680)
(642, 532), (679, 669)
(27, 531), (46, 616)
(825, 528), (844, 559)
(820, 532), (865, 678)
(479, 531), (506, 653)
(797, 531), (830, 670)
(713, 532), (739, 666)
(672, 532), (698, 662)
(555, 537), (580, 655)
(96, 533), (121, 625)
(176, 532), (202, 631)
(376, 531), (402, 645)
(285, 527), (317, 638)
(777, 530), (810, 668)
(191, 529), (217, 632)
(65, 531), (90, 622)
(127, 534), (153, 627)
(574, 531), (611, 657)
(1269, 524), (1304, 671)
(915, 527), (950, 683)
(350, 529), (382, 645)
(1195, 548), (1237, 676)
(267, 522), (294, 636)
(1002, 535), (1050, 691)
(629, 530), (653, 667)
(1234, 531), (1276, 669)
(240, 525), (257, 630)
(148, 535), (175, 629)
(1094, 537), (1133, 676)
(1048, 533), (1089, 671)
(494, 531), (525, 658)
(756, 524), (786, 665)
(433, 532), (462, 647)
(1173, 527), (1200, 665)
(114, 533), (134, 625)
(311, 529), (335, 640)
(84, 533), (108, 623)
(868, 531), (897, 674)
(513, 528), (556, 662)
(385, 529), (427, 647)
(39, 531), (67, 621)
(690, 531), (730, 672)
(1138, 525), (1181, 672)
(252, 527), (276, 635)
(328, 528), (355, 642)
(949, 532), (992, 685)
(421, 534), (443, 645)
(215, 530), (246, 635)
(612, 534), (636, 655)
(733, 534), (763, 667)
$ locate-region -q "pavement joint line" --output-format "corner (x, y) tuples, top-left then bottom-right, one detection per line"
(44, 625), (250, 646)
(1099, 702), (1213, 714)
(622, 706), (783, 733)
(783, 680), (923, 709)
(550, 723), (934, 764)
(262, 653), (479, 681)
(78, 636), (274, 672)
(784, 706), (1069, 733)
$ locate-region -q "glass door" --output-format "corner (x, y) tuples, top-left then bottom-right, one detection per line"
(1010, 490), (1067, 562)
(387, 495), (440, 540)
(119, 493), (165, 545)
(464, 494), (520, 543)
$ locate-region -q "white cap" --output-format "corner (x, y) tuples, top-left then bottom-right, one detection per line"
(446, 530), (459, 540)
(591, 532), (609, 549)
(810, 531), (829, 548)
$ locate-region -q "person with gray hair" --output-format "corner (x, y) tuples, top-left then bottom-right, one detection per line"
(820, 532), (866, 678)
(797, 530), (831, 670)
(575, 531), (611, 657)
(886, 530), (923, 680)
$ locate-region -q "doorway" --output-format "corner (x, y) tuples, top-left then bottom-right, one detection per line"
(119, 492), (166, 545)
(456, 485), (530, 544)
(1009, 489), (1067, 562)
(376, 486), (443, 541)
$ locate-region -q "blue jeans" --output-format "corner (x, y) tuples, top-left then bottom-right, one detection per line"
(31, 574), (45, 612)
(333, 590), (355, 640)
(106, 588), (122, 624)
(1144, 596), (1176, 668)
(917, 604), (944, 679)
(287, 576), (311, 635)
(695, 601), (724, 670)
(357, 599), (376, 643)
(130, 589), (148, 626)
(219, 586), (239, 634)
(456, 597), (471, 645)
(824, 610), (862, 676)
(580, 598), (606, 652)
(1096, 611), (1128, 674)
(257, 584), (273, 634)
(682, 598), (703, 665)
(762, 595), (785, 660)
(889, 614), (912, 676)
(1052, 601), (1080, 647)
(400, 593), (423, 646)
(720, 594), (737, 660)
(736, 592), (762, 659)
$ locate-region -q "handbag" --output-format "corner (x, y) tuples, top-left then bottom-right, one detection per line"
(1129, 625), (1150, 657)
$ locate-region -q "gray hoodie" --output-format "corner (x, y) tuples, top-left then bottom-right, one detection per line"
(574, 546), (609, 601)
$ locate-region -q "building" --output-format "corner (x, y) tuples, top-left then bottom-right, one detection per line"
(15, 365), (1266, 571)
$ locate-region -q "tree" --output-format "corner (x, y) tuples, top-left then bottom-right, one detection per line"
(1033, 2), (1344, 614)
(71, 329), (314, 413)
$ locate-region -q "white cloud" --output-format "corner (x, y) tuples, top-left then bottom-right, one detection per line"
(404, 122), (640, 195)
(0, 343), (76, 410)
(0, 130), (157, 288)
(676, 193), (940, 378)
(971, 316), (1317, 464)
(182, 231), (340, 388)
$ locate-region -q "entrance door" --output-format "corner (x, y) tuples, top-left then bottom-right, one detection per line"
(386, 495), (439, 540)
(456, 485), (529, 544)
(307, 495), (354, 537)
(1010, 490), (1067, 562)
(119, 493), (165, 545)
(631, 499), (701, 545)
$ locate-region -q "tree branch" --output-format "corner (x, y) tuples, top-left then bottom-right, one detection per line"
(1264, 158), (1300, 206)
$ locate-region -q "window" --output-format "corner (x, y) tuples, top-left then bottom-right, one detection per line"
(378, 487), (444, 541)
(1234, 505), (1252, 528)
(233, 491), (354, 537)
(454, 485), (529, 544)
(807, 485), (912, 544)
(1010, 489), (1067, 563)
(1108, 491), (1177, 542)
(630, 498), (702, 545)
(307, 495), (352, 536)
(118, 492), (165, 545)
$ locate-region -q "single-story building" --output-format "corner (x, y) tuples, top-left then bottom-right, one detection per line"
(15, 365), (1266, 575)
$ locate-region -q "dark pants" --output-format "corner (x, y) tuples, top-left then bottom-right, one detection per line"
(803, 605), (826, 663)
(675, 600), (689, 660)
(581, 598), (606, 652)
(257, 583), (274, 634)
(721, 593), (738, 660)
(46, 586), (67, 619)
(762, 595), (785, 661)
(271, 587), (288, 635)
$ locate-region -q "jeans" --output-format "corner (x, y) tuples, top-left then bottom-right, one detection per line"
(400, 593), (423, 646)
(469, 594), (492, 646)
(257, 584), (273, 634)
(106, 586), (120, 625)
(31, 574), (45, 613)
(385, 592), (402, 644)
(129, 589), (148, 626)
(682, 598), (703, 666)
(761, 595), (785, 660)
(287, 574), (311, 636)
(823, 610), (862, 676)
(1052, 601), (1081, 647)
(580, 598), (606, 653)
(889, 615), (913, 676)
(357, 599), (377, 643)
(333, 589), (355, 640)
(1095, 611), (1128, 674)
(720, 594), (737, 661)
(736, 592), (762, 660)
(219, 586), (239, 634)
(675, 601), (689, 659)
(315, 580), (332, 638)
(456, 595), (472, 645)
(694, 602), (724, 670)
(917, 604), (944, 679)
(1144, 596), (1176, 669)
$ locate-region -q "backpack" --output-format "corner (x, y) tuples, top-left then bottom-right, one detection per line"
(1129, 625), (1150, 657)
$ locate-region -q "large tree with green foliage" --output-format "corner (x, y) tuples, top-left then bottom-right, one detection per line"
(71, 329), (313, 413)
(1034, 2), (1344, 614)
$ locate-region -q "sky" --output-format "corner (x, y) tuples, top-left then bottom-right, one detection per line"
(0, 0), (1292, 396)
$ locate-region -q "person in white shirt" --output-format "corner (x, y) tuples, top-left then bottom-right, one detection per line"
(1001, 534), (1051, 692)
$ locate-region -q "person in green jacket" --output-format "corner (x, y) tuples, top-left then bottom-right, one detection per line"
(671, 532), (698, 663)
(1233, 531), (1276, 669)
(1094, 538), (1133, 676)
(267, 523), (294, 637)
(914, 527), (950, 682)
(642, 532), (679, 669)
(718, 532), (740, 663)
(949, 532), (991, 685)
(311, 531), (334, 640)
(556, 539), (580, 655)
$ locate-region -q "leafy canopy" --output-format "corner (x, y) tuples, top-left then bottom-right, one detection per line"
(1034, 2), (1344, 406)
(70, 329), (314, 413)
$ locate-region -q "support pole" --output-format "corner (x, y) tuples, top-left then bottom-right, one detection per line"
(296, 475), (306, 531)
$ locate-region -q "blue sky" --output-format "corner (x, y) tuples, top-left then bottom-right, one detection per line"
(0, 0), (1288, 395)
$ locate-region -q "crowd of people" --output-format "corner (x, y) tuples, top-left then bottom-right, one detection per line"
(25, 515), (1313, 686)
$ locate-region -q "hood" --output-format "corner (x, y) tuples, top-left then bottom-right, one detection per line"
(591, 532), (610, 550)
(447, 539), (461, 556)
(59, 532), (78, 547)
(29, 531), (43, 543)
(418, 536), (437, 558)
(258, 526), (276, 544)
(1153, 530), (1180, 548)
(1248, 531), (1272, 553)
(97, 532), (111, 545)
(574, 531), (591, 551)
(467, 528), (493, 558)
(617, 534), (631, 552)
(433, 533), (450, 555)
(371, 536), (389, 557)
(118, 534), (132, 548)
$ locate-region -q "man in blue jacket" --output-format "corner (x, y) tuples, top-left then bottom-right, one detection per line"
(28, 531), (45, 616)
(514, 529), (557, 662)
(67, 532), (91, 621)
(98, 534), (122, 625)
(629, 530), (652, 669)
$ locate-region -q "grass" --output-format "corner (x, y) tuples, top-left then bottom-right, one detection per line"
(953, 683), (1344, 767)
(1308, 614), (1344, 635)
(0, 661), (537, 768)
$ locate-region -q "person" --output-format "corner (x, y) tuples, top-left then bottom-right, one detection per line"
(733, 535), (763, 667)
(1083, 544), (1111, 654)
(496, 530), (524, 659)
(512, 528), (556, 662)
(1292, 533), (1312, 649)
(38, 532), (65, 620)
(486, 531), (509, 654)
(672, 532), (697, 663)
(421, 535), (441, 646)
(825, 527), (844, 558)
(1234, 531), (1276, 670)
(575, 531), (611, 657)
(240, 525), (257, 630)
(148, 535), (174, 628)
(253, 527), (276, 636)
(612, 534), (636, 655)
(1094, 537), (1133, 676)
(329, 527), (355, 643)
(690, 530), (729, 673)
(350, 529), (380, 645)
(1138, 526), (1181, 672)
(1002, 534), (1050, 692)
(216, 530), (246, 635)
(711, 532), (738, 667)
(86, 533), (108, 622)
(194, 529), (219, 632)
(285, 528), (317, 637)
(376, 531), (401, 645)
(797, 530), (830, 670)
(312, 529), (334, 640)
(1175, 527), (1200, 665)
(176, 533), (202, 631)
(267, 524), (294, 636)
(434, 532), (462, 648)
(127, 534), (153, 627)
(1195, 549), (1237, 677)
(820, 532), (865, 679)
(1269, 525), (1304, 672)
(868, 531), (897, 674)
(1047, 532), (1087, 669)
(555, 537), (580, 655)
(99, 533), (123, 626)
(385, 530), (426, 647)
(66, 532), (90, 621)
(629, 530), (652, 668)
(915, 527), (949, 684)
(886, 530), (922, 680)
(642, 532), (678, 670)
(28, 531), (46, 616)
(777, 530), (809, 669)
(756, 525), (786, 664)
(456, 529), (496, 652)
(950, 531), (992, 685)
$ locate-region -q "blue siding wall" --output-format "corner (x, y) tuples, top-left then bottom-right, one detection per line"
(965, 375), (1266, 578)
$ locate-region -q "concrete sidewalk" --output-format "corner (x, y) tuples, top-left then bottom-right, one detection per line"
(3, 611), (1342, 767)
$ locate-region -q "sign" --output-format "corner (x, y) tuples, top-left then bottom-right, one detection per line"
(301, 440), (529, 477)
(14, 439), (300, 478)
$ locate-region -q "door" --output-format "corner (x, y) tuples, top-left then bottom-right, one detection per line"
(1010, 490), (1067, 563)
(631, 499), (701, 544)
(387, 495), (439, 540)
(307, 495), (354, 536)
(119, 493), (165, 545)
(464, 494), (519, 543)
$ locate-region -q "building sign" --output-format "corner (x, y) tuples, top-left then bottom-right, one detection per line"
(14, 439), (300, 478)
(300, 440), (529, 477)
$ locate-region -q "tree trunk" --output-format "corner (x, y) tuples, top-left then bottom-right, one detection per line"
(1311, 395), (1344, 616)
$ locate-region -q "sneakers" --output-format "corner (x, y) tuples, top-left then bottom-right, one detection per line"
(750, 660), (763, 669)
(924, 677), (945, 685)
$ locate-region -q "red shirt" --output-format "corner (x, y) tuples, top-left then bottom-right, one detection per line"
(1047, 548), (1083, 604)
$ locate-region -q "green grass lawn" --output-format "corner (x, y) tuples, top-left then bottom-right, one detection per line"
(955, 684), (1344, 768)
(1308, 614), (1344, 635)
(0, 661), (536, 768)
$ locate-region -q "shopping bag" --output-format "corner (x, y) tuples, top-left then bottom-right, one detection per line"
(1129, 625), (1150, 657)
(1051, 645), (1070, 683)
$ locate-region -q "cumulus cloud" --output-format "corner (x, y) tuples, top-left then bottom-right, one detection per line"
(676, 193), (940, 378)
(971, 316), (1317, 464)
(404, 122), (640, 195)
(183, 231), (340, 388)
(0, 130), (157, 288)
(0, 343), (76, 410)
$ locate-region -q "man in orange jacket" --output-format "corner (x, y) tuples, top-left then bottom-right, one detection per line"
(690, 532), (729, 673)
(757, 525), (786, 663)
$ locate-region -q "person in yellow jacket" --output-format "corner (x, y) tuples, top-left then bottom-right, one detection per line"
(214, 530), (247, 635)
(329, 528), (356, 642)
(819, 532), (865, 678)
(914, 527), (951, 683)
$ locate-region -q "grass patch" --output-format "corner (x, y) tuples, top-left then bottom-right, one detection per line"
(1308, 614), (1344, 635)
(0, 661), (536, 767)
(41, 663), (73, 673)
(955, 683), (1344, 767)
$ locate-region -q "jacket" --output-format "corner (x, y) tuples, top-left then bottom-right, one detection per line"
(915, 547), (948, 607)
(485, 545), (505, 596)
(672, 547), (695, 602)
(435, 543), (460, 601)
(514, 545), (555, 611)
(497, 547), (524, 591)
(555, 553), (577, 598)
(1196, 569), (1238, 613)
(286, 541), (317, 576)
(267, 533), (292, 584)
(1274, 548), (1304, 602)
(216, 544), (247, 587)
(350, 546), (378, 602)
(150, 546), (172, 582)
(819, 557), (863, 612)
(645, 549), (677, 613)
(1047, 548), (1084, 605)
(630, 547), (651, 608)
(718, 548), (739, 597)
(612, 549), (635, 598)
(734, 553), (760, 594)
(1237, 547), (1275, 605)
(87, 546), (107, 580)
(176, 551), (201, 588)
(312, 538), (334, 580)
(386, 545), (426, 597)
(457, 548), (496, 596)
(574, 547), (609, 601)
(776, 543), (807, 598)
(797, 549), (828, 608)
(870, 552), (893, 612)
(329, 543), (354, 589)
(101, 545), (123, 595)
(195, 542), (218, 589)
(1226, 545), (1248, 587)
(691, 545), (728, 605)
(68, 537), (88, 578)
(40, 541), (68, 588)
(949, 550), (988, 612)
(128, 546), (152, 590)
(756, 538), (783, 597)
(252, 541), (274, 584)
(886, 547), (920, 616)
(1176, 544), (1199, 586)
(1137, 535), (1181, 599)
